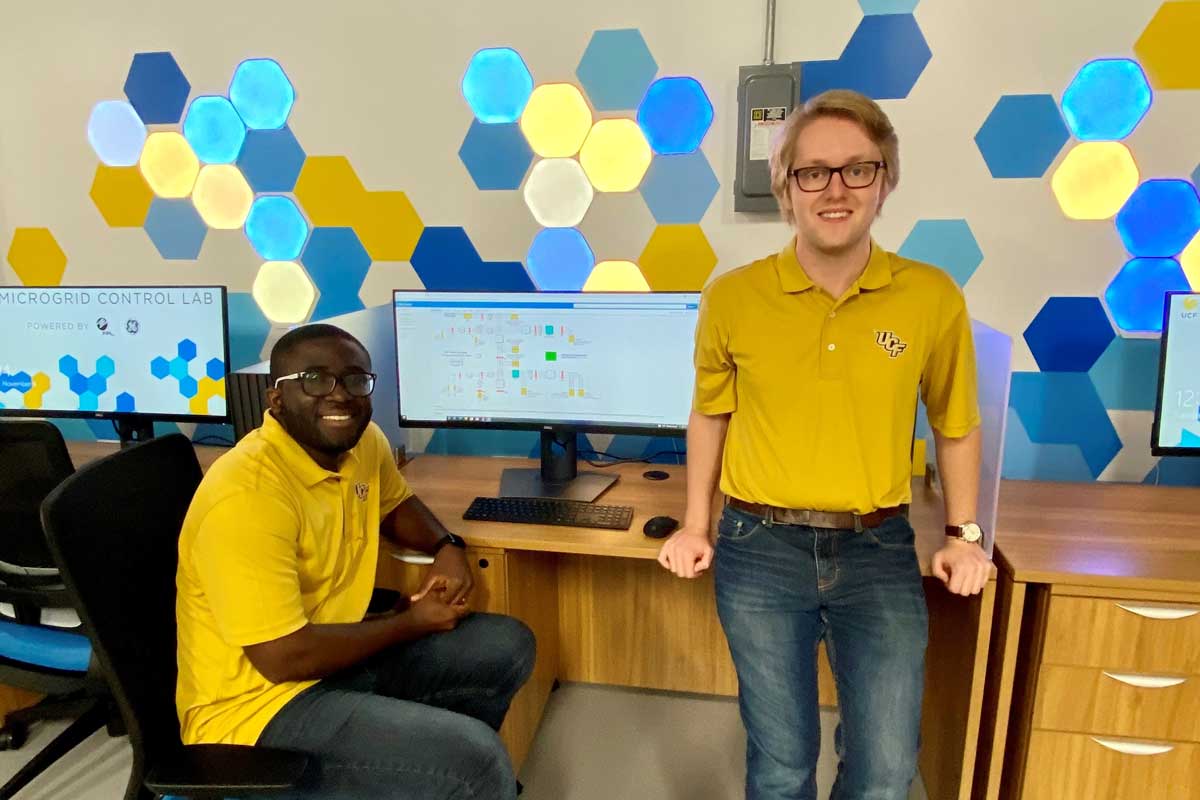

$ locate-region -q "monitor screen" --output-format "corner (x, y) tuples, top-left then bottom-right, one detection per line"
(1152, 291), (1200, 456)
(393, 291), (700, 434)
(0, 286), (230, 422)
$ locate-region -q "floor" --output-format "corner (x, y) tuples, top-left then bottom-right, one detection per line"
(0, 684), (928, 799)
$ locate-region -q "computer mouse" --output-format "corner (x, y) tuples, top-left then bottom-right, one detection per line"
(643, 515), (679, 539)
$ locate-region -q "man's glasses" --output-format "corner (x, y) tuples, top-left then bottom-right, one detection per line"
(788, 161), (886, 193)
(274, 370), (377, 398)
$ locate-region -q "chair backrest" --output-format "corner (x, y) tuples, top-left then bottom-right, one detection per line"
(41, 434), (202, 761)
(0, 421), (74, 570)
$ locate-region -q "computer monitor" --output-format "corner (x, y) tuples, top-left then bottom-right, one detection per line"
(0, 286), (231, 446)
(1152, 290), (1200, 456)
(393, 290), (699, 500)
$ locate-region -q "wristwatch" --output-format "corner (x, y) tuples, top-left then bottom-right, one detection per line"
(945, 522), (984, 544)
(432, 532), (467, 553)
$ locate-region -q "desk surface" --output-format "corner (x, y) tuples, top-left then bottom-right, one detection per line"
(994, 480), (1200, 592)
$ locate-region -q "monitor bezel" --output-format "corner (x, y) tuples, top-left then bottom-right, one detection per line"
(391, 289), (697, 437)
(1150, 290), (1199, 457)
(0, 284), (232, 426)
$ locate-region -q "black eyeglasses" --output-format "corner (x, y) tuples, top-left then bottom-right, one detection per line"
(274, 370), (377, 398)
(788, 161), (886, 192)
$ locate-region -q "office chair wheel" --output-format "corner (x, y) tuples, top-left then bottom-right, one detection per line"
(0, 722), (27, 750)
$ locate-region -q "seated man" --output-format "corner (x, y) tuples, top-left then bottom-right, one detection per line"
(176, 323), (535, 799)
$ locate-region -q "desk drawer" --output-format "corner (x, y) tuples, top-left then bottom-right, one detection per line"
(1033, 665), (1200, 743)
(1041, 596), (1199, 673)
(1023, 731), (1199, 800)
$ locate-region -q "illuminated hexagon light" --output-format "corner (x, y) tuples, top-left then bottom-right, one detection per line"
(520, 83), (593, 158)
(579, 119), (652, 192)
(90, 165), (154, 227)
(252, 260), (316, 323)
(1061, 59), (1152, 141)
(1051, 142), (1140, 220)
(462, 47), (534, 124)
(87, 100), (146, 167)
(1134, 2), (1200, 90)
(1115, 179), (1200, 258)
(575, 29), (658, 111)
(228, 58), (295, 130)
(139, 132), (200, 198)
(526, 228), (595, 291)
(1104, 257), (1190, 333)
(523, 158), (594, 227)
(182, 96), (247, 164)
(6, 228), (67, 286)
(245, 195), (310, 261)
(123, 51), (190, 125)
(637, 76), (713, 155)
(583, 260), (650, 292)
(192, 165), (254, 229)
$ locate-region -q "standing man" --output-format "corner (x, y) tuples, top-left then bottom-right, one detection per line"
(658, 90), (991, 799)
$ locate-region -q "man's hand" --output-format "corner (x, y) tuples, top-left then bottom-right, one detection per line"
(657, 525), (714, 579)
(412, 546), (474, 606)
(404, 576), (471, 634)
(931, 539), (991, 596)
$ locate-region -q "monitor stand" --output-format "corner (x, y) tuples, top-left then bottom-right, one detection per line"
(115, 418), (155, 449)
(499, 429), (617, 502)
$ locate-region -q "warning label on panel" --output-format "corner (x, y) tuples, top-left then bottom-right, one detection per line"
(749, 106), (787, 161)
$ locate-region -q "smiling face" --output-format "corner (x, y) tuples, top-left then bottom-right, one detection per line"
(787, 115), (890, 259)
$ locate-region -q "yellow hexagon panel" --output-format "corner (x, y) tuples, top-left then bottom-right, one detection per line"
(638, 224), (718, 290)
(1181, 232), (1200, 290)
(24, 372), (50, 409)
(253, 260), (317, 323)
(520, 83), (593, 158)
(90, 164), (153, 227)
(139, 131), (200, 198)
(192, 165), (254, 229)
(579, 119), (653, 192)
(7, 228), (67, 286)
(294, 156), (366, 226)
(1134, 2), (1200, 89)
(190, 376), (226, 416)
(353, 191), (423, 261)
(583, 260), (650, 292)
(1051, 142), (1140, 220)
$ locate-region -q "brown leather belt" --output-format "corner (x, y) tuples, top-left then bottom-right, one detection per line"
(727, 497), (908, 531)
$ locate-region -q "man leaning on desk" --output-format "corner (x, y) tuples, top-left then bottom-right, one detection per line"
(175, 323), (536, 799)
(657, 90), (993, 800)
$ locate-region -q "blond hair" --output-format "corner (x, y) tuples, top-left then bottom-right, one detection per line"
(769, 90), (900, 222)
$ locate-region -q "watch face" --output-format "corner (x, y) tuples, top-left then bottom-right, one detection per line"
(960, 523), (983, 543)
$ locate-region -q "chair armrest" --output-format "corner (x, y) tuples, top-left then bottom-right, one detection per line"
(145, 744), (310, 798)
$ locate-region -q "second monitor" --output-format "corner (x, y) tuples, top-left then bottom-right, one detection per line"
(393, 290), (700, 501)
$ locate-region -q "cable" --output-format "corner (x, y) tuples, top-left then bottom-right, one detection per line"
(192, 436), (234, 446)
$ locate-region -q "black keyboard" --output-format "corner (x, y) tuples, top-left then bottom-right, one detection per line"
(463, 496), (634, 530)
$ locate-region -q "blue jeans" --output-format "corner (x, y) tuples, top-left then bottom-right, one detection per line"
(714, 505), (928, 800)
(255, 613), (536, 799)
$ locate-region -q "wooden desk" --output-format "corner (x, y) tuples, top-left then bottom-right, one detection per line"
(977, 481), (1200, 800)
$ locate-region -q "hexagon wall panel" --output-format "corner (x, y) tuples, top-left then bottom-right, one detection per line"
(638, 225), (717, 291)
(1001, 406), (1094, 482)
(637, 77), (713, 155)
(1104, 257), (1190, 334)
(576, 29), (658, 111)
(1051, 142), (1140, 220)
(192, 165), (254, 229)
(294, 155), (365, 226)
(1134, 2), (1200, 90)
(245, 195), (310, 261)
(182, 96), (247, 164)
(1061, 59), (1152, 141)
(640, 152), (720, 224)
(353, 192), (423, 262)
(897, 219), (984, 286)
(1088, 336), (1161, 411)
(252, 261), (316, 324)
(237, 127), (306, 192)
(462, 47), (534, 124)
(144, 198), (207, 260)
(520, 83), (593, 158)
(1008, 371), (1122, 478)
(410, 227), (535, 292)
(87, 100), (146, 167)
(90, 165), (153, 227)
(799, 14), (931, 101)
(583, 260), (650, 292)
(140, 132), (201, 198)
(226, 292), (271, 371)
(1115, 179), (1200, 258)
(579, 119), (652, 192)
(123, 51), (190, 125)
(1023, 296), (1115, 372)
(229, 59), (295, 130)
(526, 228), (595, 291)
(458, 120), (534, 190)
(523, 158), (594, 228)
(301, 227), (372, 321)
(6, 228), (67, 286)
(975, 94), (1069, 179)
(859, 0), (919, 12)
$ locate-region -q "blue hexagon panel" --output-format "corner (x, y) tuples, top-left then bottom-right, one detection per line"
(462, 48), (534, 124)
(896, 219), (984, 286)
(1061, 59), (1152, 141)
(245, 195), (309, 261)
(115, 392), (136, 413)
(182, 96), (247, 164)
(526, 228), (595, 291)
(302, 227), (372, 321)
(1088, 336), (1161, 411)
(123, 51), (190, 125)
(150, 356), (170, 379)
(859, 0), (919, 12)
(59, 356), (115, 412)
(1008, 371), (1122, 478)
(1001, 407), (1094, 482)
(974, 94), (1069, 179)
(229, 59), (295, 130)
(799, 15), (931, 101)
(227, 292), (271, 371)
(637, 77), (713, 155)
(458, 120), (534, 190)
(1105, 257), (1190, 334)
(640, 152), (720, 224)
(144, 198), (207, 260)
(576, 29), (658, 111)
(237, 127), (306, 192)
(206, 358), (225, 381)
(411, 227), (535, 291)
(1147, 457), (1200, 486)
(1023, 297), (1115, 372)
(1115, 179), (1200, 258)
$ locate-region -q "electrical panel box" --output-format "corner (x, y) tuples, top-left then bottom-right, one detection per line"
(734, 63), (802, 213)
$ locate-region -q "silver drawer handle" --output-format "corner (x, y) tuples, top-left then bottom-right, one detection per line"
(1115, 603), (1199, 621)
(1090, 737), (1175, 756)
(1103, 672), (1188, 689)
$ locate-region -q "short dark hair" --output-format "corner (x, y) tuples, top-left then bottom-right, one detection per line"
(268, 324), (368, 382)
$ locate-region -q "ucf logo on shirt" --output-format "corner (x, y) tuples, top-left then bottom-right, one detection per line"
(874, 330), (908, 358)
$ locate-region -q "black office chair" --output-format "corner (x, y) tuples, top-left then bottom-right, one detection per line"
(41, 433), (309, 800)
(0, 420), (112, 799)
